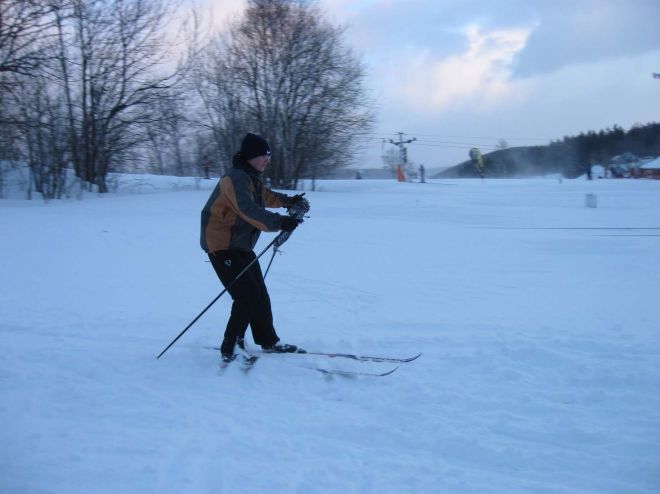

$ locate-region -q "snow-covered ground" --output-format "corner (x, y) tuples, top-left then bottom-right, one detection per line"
(1, 176), (659, 493)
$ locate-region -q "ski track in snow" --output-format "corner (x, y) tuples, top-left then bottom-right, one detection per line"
(1, 176), (659, 493)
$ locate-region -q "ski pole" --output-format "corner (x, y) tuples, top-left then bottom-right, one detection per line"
(263, 195), (309, 280)
(156, 235), (282, 359)
(263, 247), (279, 279)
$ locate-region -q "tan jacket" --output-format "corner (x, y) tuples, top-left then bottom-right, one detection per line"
(200, 158), (290, 252)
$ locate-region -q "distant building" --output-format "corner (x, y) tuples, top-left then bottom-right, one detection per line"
(640, 157), (660, 179)
(608, 153), (641, 178)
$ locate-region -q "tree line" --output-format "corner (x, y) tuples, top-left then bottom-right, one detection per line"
(0, 0), (373, 198)
(439, 122), (660, 178)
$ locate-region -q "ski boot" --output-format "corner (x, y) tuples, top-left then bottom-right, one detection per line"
(261, 342), (301, 353)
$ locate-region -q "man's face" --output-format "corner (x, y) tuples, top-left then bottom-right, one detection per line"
(248, 154), (271, 172)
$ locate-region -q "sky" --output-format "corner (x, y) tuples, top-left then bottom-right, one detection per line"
(195, 0), (660, 170)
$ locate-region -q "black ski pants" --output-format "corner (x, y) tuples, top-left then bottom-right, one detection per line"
(208, 250), (279, 352)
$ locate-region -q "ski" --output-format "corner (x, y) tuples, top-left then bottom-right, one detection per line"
(208, 346), (409, 377)
(312, 366), (399, 377)
(206, 346), (421, 363)
(301, 351), (421, 363)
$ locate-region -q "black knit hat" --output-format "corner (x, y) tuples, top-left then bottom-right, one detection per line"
(240, 133), (271, 160)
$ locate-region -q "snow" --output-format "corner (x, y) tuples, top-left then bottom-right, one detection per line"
(1, 176), (659, 493)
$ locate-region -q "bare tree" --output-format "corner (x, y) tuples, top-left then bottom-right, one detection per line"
(0, 0), (58, 81)
(2, 0), (200, 198)
(14, 74), (70, 198)
(142, 90), (194, 176)
(496, 138), (509, 150)
(0, 0), (63, 196)
(53, 0), (184, 192)
(189, 40), (247, 174)
(195, 0), (374, 189)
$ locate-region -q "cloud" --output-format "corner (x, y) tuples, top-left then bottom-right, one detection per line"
(323, 0), (660, 78)
(512, 0), (660, 77)
(392, 24), (532, 111)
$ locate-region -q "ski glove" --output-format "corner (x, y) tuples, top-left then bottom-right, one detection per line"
(288, 193), (306, 206)
(280, 216), (303, 233)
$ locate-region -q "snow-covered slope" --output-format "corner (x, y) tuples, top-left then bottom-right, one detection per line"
(1, 177), (659, 493)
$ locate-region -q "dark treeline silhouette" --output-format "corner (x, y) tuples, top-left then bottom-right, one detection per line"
(438, 122), (660, 178)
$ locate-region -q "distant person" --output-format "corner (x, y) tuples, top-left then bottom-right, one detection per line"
(585, 162), (593, 180)
(202, 157), (211, 179)
(469, 148), (484, 178)
(356, 170), (363, 180)
(200, 133), (308, 362)
(419, 164), (426, 183)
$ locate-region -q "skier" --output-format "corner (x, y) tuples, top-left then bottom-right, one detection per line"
(200, 133), (306, 362)
(585, 161), (593, 180)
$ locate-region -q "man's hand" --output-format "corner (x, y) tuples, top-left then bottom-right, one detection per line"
(287, 193), (310, 218)
(289, 193), (306, 205)
(280, 216), (303, 233)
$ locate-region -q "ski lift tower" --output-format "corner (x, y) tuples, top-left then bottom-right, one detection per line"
(389, 132), (416, 181)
